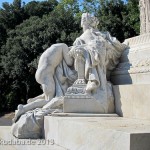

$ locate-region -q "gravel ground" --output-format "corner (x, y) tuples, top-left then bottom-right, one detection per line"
(0, 112), (15, 126)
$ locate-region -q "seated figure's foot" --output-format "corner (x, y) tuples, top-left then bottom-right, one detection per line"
(86, 81), (97, 92)
(12, 104), (24, 123)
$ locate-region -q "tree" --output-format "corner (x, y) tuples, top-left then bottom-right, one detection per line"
(0, 0), (59, 111)
(97, 0), (139, 42)
(24, 0), (58, 18)
(0, 0), (140, 112)
(0, 5), (81, 111)
(81, 0), (100, 14)
(0, 0), (24, 29)
(124, 0), (140, 38)
(0, 0), (58, 48)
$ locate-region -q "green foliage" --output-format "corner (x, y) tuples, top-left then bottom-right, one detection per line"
(0, 0), (140, 112)
(125, 0), (140, 37)
(97, 0), (139, 42)
(97, 0), (126, 42)
(24, 0), (58, 18)
(0, 24), (6, 48)
(0, 1), (81, 112)
(81, 0), (100, 14)
(0, 0), (24, 29)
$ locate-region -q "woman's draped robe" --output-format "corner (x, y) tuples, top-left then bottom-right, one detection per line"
(72, 28), (125, 113)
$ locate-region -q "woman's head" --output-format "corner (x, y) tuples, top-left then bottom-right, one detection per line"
(81, 13), (99, 31)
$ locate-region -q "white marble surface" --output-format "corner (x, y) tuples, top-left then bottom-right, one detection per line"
(139, 0), (150, 34)
(0, 126), (66, 150)
(113, 84), (150, 120)
(51, 113), (118, 117)
(63, 13), (125, 113)
(111, 33), (150, 85)
(44, 116), (150, 150)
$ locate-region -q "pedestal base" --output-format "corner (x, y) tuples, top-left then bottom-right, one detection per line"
(63, 79), (110, 113)
(0, 126), (65, 150)
(111, 33), (150, 85)
(44, 116), (150, 150)
(64, 96), (106, 113)
(113, 84), (150, 120)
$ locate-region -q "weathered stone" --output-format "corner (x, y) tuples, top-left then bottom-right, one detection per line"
(113, 84), (150, 120)
(139, 0), (150, 34)
(51, 113), (118, 117)
(44, 116), (150, 150)
(111, 33), (150, 85)
(0, 126), (65, 150)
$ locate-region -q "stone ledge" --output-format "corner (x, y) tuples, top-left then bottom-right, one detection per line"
(0, 126), (66, 150)
(51, 113), (118, 117)
(44, 116), (150, 150)
(113, 84), (150, 120)
(111, 34), (150, 85)
(124, 33), (150, 47)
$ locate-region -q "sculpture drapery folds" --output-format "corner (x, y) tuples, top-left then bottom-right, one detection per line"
(11, 13), (126, 139)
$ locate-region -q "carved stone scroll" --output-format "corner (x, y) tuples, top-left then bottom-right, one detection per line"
(139, 0), (150, 34)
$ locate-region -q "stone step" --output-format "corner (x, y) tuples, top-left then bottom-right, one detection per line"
(113, 84), (150, 120)
(44, 116), (150, 150)
(0, 126), (66, 150)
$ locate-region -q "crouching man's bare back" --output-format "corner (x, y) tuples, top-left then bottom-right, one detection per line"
(13, 43), (73, 122)
(36, 43), (73, 101)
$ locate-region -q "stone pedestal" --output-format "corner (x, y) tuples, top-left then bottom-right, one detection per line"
(63, 79), (106, 113)
(64, 97), (105, 113)
(113, 84), (150, 120)
(111, 33), (150, 85)
(63, 47), (104, 113)
(63, 45), (112, 113)
(44, 116), (150, 150)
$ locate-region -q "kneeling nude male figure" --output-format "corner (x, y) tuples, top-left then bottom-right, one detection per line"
(13, 43), (73, 122)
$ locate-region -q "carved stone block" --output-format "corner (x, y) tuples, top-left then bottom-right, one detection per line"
(63, 79), (106, 113)
(64, 97), (106, 113)
(111, 33), (150, 85)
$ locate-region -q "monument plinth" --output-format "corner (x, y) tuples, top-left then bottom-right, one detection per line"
(44, 116), (150, 150)
(111, 33), (150, 85)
